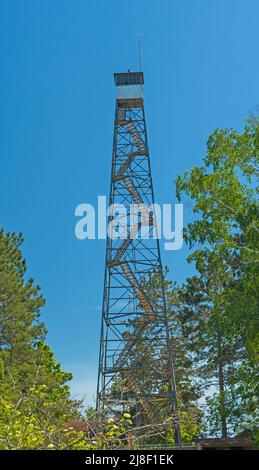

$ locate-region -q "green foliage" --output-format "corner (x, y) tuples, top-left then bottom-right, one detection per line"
(0, 229), (77, 448)
(0, 118), (258, 448)
(0, 228), (133, 450)
(0, 384), (131, 450)
(175, 120), (259, 438)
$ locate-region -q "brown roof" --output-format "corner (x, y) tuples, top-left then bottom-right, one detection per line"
(198, 430), (254, 449)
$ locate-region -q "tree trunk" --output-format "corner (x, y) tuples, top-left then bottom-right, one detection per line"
(217, 333), (228, 438)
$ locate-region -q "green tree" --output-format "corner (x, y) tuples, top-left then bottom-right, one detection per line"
(175, 120), (259, 439)
(0, 230), (46, 351)
(0, 229), (78, 448)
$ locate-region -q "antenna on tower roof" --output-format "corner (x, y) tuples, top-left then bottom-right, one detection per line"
(137, 33), (143, 72)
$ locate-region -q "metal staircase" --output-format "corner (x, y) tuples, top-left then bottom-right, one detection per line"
(126, 121), (146, 153)
(109, 223), (141, 266)
(121, 262), (154, 314)
(123, 176), (143, 205)
(113, 152), (138, 181)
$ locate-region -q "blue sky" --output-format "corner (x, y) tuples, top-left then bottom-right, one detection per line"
(1, 0), (258, 405)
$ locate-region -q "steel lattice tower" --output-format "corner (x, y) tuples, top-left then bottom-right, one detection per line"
(96, 72), (181, 446)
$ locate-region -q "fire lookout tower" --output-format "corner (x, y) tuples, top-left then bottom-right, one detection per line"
(96, 71), (181, 446)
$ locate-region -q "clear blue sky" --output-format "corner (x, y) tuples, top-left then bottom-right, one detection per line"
(1, 0), (258, 405)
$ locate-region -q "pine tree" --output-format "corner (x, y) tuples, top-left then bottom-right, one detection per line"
(0, 229), (78, 448)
